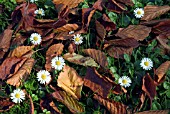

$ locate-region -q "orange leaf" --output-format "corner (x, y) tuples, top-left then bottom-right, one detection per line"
(93, 94), (128, 114)
(57, 65), (84, 99)
(83, 49), (108, 68)
(0, 98), (15, 112)
(115, 25), (151, 41)
(141, 5), (170, 21)
(155, 61), (170, 85)
(54, 24), (79, 32)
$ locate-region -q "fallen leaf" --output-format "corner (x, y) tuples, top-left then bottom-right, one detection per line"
(0, 98), (15, 112)
(115, 25), (151, 41)
(52, 89), (84, 113)
(93, 0), (105, 11)
(141, 5), (170, 21)
(83, 49), (108, 68)
(156, 36), (170, 50)
(116, 0), (134, 6)
(28, 94), (34, 114)
(63, 53), (99, 67)
(135, 110), (170, 114)
(7, 58), (35, 87)
(93, 94), (128, 114)
(154, 61), (170, 85)
(95, 20), (106, 40)
(142, 73), (156, 101)
(45, 43), (64, 71)
(54, 24), (79, 33)
(84, 68), (112, 98)
(68, 43), (76, 54)
(57, 65), (84, 99)
(11, 33), (27, 47)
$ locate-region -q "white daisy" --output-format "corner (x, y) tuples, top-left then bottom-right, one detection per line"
(30, 33), (42, 45)
(51, 56), (65, 71)
(73, 34), (83, 45)
(30, 0), (38, 3)
(118, 76), (132, 88)
(34, 8), (45, 16)
(134, 8), (144, 18)
(10, 89), (25, 103)
(140, 58), (153, 70)
(69, 31), (74, 34)
(37, 70), (51, 84)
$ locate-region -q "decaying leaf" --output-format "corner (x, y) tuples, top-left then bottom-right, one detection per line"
(93, 94), (128, 114)
(28, 94), (34, 114)
(7, 58), (35, 87)
(54, 24), (79, 33)
(115, 25), (151, 41)
(135, 110), (170, 114)
(116, 0), (134, 6)
(57, 65), (84, 99)
(156, 36), (170, 50)
(63, 53), (99, 67)
(52, 89), (84, 113)
(45, 43), (64, 71)
(141, 5), (170, 21)
(83, 49), (108, 68)
(155, 61), (170, 85)
(142, 74), (156, 101)
(0, 98), (15, 112)
(95, 20), (106, 40)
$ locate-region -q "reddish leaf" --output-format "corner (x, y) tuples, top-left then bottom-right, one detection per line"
(0, 98), (15, 112)
(141, 5), (170, 21)
(135, 110), (170, 114)
(115, 25), (151, 41)
(142, 74), (156, 101)
(83, 49), (108, 68)
(154, 61), (170, 85)
(95, 20), (106, 40)
(45, 43), (64, 71)
(93, 94), (128, 114)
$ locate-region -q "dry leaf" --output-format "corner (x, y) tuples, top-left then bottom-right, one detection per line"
(57, 65), (84, 99)
(68, 43), (76, 54)
(93, 94), (128, 114)
(156, 36), (170, 50)
(142, 5), (170, 21)
(0, 98), (15, 112)
(83, 49), (108, 68)
(155, 61), (170, 85)
(54, 24), (79, 32)
(7, 58), (35, 87)
(52, 90), (84, 113)
(115, 25), (151, 41)
(95, 20), (106, 40)
(45, 43), (64, 71)
(116, 0), (134, 6)
(28, 94), (34, 114)
(63, 53), (99, 67)
(142, 73), (156, 101)
(135, 110), (170, 114)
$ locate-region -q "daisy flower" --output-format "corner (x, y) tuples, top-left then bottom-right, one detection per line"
(30, 0), (38, 3)
(37, 70), (51, 84)
(69, 31), (74, 34)
(118, 76), (132, 88)
(134, 8), (144, 18)
(10, 89), (25, 103)
(30, 33), (42, 45)
(140, 58), (153, 70)
(34, 8), (45, 16)
(51, 56), (65, 71)
(73, 34), (83, 45)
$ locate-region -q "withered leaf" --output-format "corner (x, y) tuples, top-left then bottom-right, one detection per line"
(28, 94), (34, 114)
(0, 98), (15, 112)
(8, 46), (34, 58)
(95, 20), (106, 40)
(135, 110), (170, 114)
(83, 49), (108, 68)
(93, 0), (105, 11)
(57, 65), (84, 99)
(115, 25), (151, 41)
(68, 43), (76, 54)
(84, 68), (112, 98)
(45, 43), (64, 71)
(116, 0), (134, 6)
(63, 53), (99, 67)
(155, 61), (170, 85)
(7, 58), (35, 87)
(156, 36), (170, 50)
(52, 90), (84, 113)
(54, 24), (79, 33)
(142, 5), (170, 21)
(93, 94), (127, 114)
(142, 74), (156, 101)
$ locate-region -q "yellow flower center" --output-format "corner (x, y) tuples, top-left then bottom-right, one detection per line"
(122, 79), (128, 84)
(55, 61), (61, 66)
(41, 74), (47, 80)
(33, 36), (38, 41)
(15, 93), (20, 98)
(75, 37), (80, 42)
(144, 61), (149, 66)
(38, 10), (42, 14)
(137, 11), (142, 15)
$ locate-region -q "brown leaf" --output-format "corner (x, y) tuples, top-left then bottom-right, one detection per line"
(54, 24), (79, 32)
(95, 20), (106, 40)
(63, 53), (99, 67)
(52, 0), (83, 9)
(83, 49), (108, 68)
(52, 89), (84, 113)
(155, 61), (170, 85)
(0, 98), (15, 112)
(16, 0), (26, 3)
(141, 5), (170, 21)
(7, 58), (35, 87)
(115, 25), (151, 41)
(11, 33), (27, 47)
(8, 46), (35, 58)
(57, 65), (84, 99)
(93, 94), (127, 114)
(45, 43), (64, 71)
(142, 73), (156, 101)
(156, 36), (170, 50)
(84, 68), (112, 98)
(68, 43), (76, 54)
(135, 110), (170, 114)
(116, 0), (134, 6)
(93, 0), (105, 11)
(28, 94), (34, 114)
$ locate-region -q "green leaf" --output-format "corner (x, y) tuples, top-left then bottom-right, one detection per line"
(166, 89), (170, 98)
(108, 12), (118, 23)
(124, 54), (130, 63)
(163, 81), (170, 89)
(151, 101), (162, 110)
(107, 57), (114, 67)
(110, 66), (117, 73)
